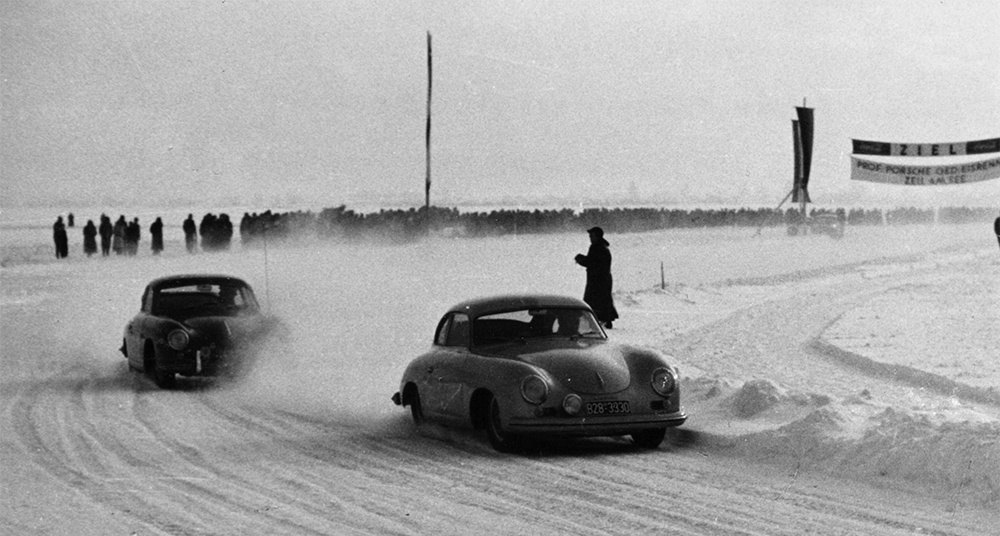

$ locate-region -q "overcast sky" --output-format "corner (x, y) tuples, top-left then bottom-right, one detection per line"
(2, 0), (998, 210)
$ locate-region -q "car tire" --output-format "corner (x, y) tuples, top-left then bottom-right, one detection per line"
(152, 367), (176, 389)
(409, 389), (424, 425)
(631, 427), (666, 449)
(485, 395), (520, 453)
(145, 352), (176, 389)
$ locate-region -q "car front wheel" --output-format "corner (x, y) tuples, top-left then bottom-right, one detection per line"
(631, 427), (666, 449)
(145, 351), (176, 389)
(485, 395), (521, 453)
(409, 389), (424, 425)
(152, 366), (176, 389)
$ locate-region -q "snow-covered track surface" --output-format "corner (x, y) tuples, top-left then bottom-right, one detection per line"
(2, 222), (997, 534)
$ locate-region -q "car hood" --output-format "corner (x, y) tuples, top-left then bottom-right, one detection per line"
(479, 340), (631, 394)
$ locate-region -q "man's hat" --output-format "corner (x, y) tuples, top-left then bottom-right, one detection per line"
(587, 226), (604, 237)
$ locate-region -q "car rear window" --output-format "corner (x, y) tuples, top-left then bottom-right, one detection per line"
(154, 283), (257, 318)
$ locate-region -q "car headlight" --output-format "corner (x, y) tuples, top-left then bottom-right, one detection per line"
(651, 367), (677, 396)
(520, 375), (549, 405)
(562, 394), (582, 416)
(167, 329), (190, 351)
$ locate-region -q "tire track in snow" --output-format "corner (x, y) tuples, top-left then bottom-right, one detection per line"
(7, 363), (211, 534)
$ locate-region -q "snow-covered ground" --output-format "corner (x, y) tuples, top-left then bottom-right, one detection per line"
(2, 212), (998, 535)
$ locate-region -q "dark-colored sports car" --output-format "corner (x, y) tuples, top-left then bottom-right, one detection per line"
(392, 295), (686, 451)
(121, 274), (279, 388)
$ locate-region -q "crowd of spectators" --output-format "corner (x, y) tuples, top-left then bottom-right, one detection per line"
(54, 205), (997, 258)
(235, 204), (997, 245)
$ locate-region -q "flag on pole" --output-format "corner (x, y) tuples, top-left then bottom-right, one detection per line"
(792, 106), (813, 202)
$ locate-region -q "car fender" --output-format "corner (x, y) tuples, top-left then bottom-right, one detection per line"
(458, 355), (552, 425)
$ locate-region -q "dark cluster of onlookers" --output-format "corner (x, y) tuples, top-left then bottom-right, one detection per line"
(250, 205), (856, 241)
(940, 206), (998, 225)
(239, 210), (318, 245)
(55, 213), (153, 258)
(52, 212), (223, 259)
(197, 213), (234, 251)
(216, 204), (998, 244)
(51, 205), (999, 258)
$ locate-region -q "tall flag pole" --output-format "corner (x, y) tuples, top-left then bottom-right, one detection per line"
(792, 118), (802, 201)
(425, 32), (432, 212)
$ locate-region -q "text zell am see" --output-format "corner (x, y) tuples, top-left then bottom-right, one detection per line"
(851, 156), (1000, 185)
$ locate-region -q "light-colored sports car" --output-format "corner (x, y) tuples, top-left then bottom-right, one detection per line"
(392, 294), (686, 452)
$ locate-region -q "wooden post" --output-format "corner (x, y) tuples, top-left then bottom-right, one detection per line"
(660, 261), (665, 290)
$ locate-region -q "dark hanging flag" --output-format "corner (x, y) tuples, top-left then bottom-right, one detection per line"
(851, 137), (1000, 157)
(792, 106), (813, 203)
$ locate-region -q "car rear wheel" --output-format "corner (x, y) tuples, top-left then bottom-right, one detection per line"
(631, 427), (666, 449)
(485, 395), (521, 453)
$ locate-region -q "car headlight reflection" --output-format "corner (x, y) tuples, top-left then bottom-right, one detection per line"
(520, 375), (549, 405)
(167, 329), (190, 351)
(651, 367), (677, 396)
(562, 394), (582, 416)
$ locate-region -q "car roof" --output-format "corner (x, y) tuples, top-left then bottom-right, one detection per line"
(148, 274), (252, 290)
(448, 294), (592, 318)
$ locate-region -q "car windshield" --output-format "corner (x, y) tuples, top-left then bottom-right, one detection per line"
(472, 307), (605, 346)
(153, 282), (259, 319)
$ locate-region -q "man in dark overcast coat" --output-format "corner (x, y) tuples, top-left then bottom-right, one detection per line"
(574, 226), (619, 328)
(994, 214), (1000, 252)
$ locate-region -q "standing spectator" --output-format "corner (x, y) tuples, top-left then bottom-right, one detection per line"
(217, 213), (233, 250)
(574, 226), (619, 329)
(183, 213), (198, 253)
(126, 218), (141, 255)
(98, 214), (113, 256)
(53, 216), (69, 258)
(67, 212), (75, 227)
(112, 215), (127, 255)
(994, 214), (1000, 252)
(82, 219), (98, 257)
(240, 212), (252, 246)
(199, 213), (217, 251)
(150, 217), (164, 255)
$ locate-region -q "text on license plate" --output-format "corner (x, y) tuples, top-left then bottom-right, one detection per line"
(586, 401), (631, 415)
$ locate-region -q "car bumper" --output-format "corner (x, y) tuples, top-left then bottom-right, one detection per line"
(159, 348), (234, 376)
(507, 410), (686, 437)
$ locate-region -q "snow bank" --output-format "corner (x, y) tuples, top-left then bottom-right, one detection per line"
(676, 377), (1000, 508)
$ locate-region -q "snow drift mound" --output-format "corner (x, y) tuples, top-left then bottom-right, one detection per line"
(677, 377), (1000, 508)
(732, 407), (1000, 509)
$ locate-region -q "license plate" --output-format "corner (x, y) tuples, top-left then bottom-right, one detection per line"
(585, 400), (631, 415)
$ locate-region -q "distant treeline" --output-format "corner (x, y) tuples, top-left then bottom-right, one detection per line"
(235, 205), (997, 244)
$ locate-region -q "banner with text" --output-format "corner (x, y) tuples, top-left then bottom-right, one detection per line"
(852, 137), (1000, 157)
(850, 155), (1000, 185)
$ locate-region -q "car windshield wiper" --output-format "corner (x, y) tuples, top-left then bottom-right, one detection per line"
(570, 331), (603, 340)
(474, 338), (520, 348)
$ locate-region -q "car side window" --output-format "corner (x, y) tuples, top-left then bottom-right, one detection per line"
(446, 314), (470, 347)
(142, 287), (154, 313)
(435, 315), (452, 346)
